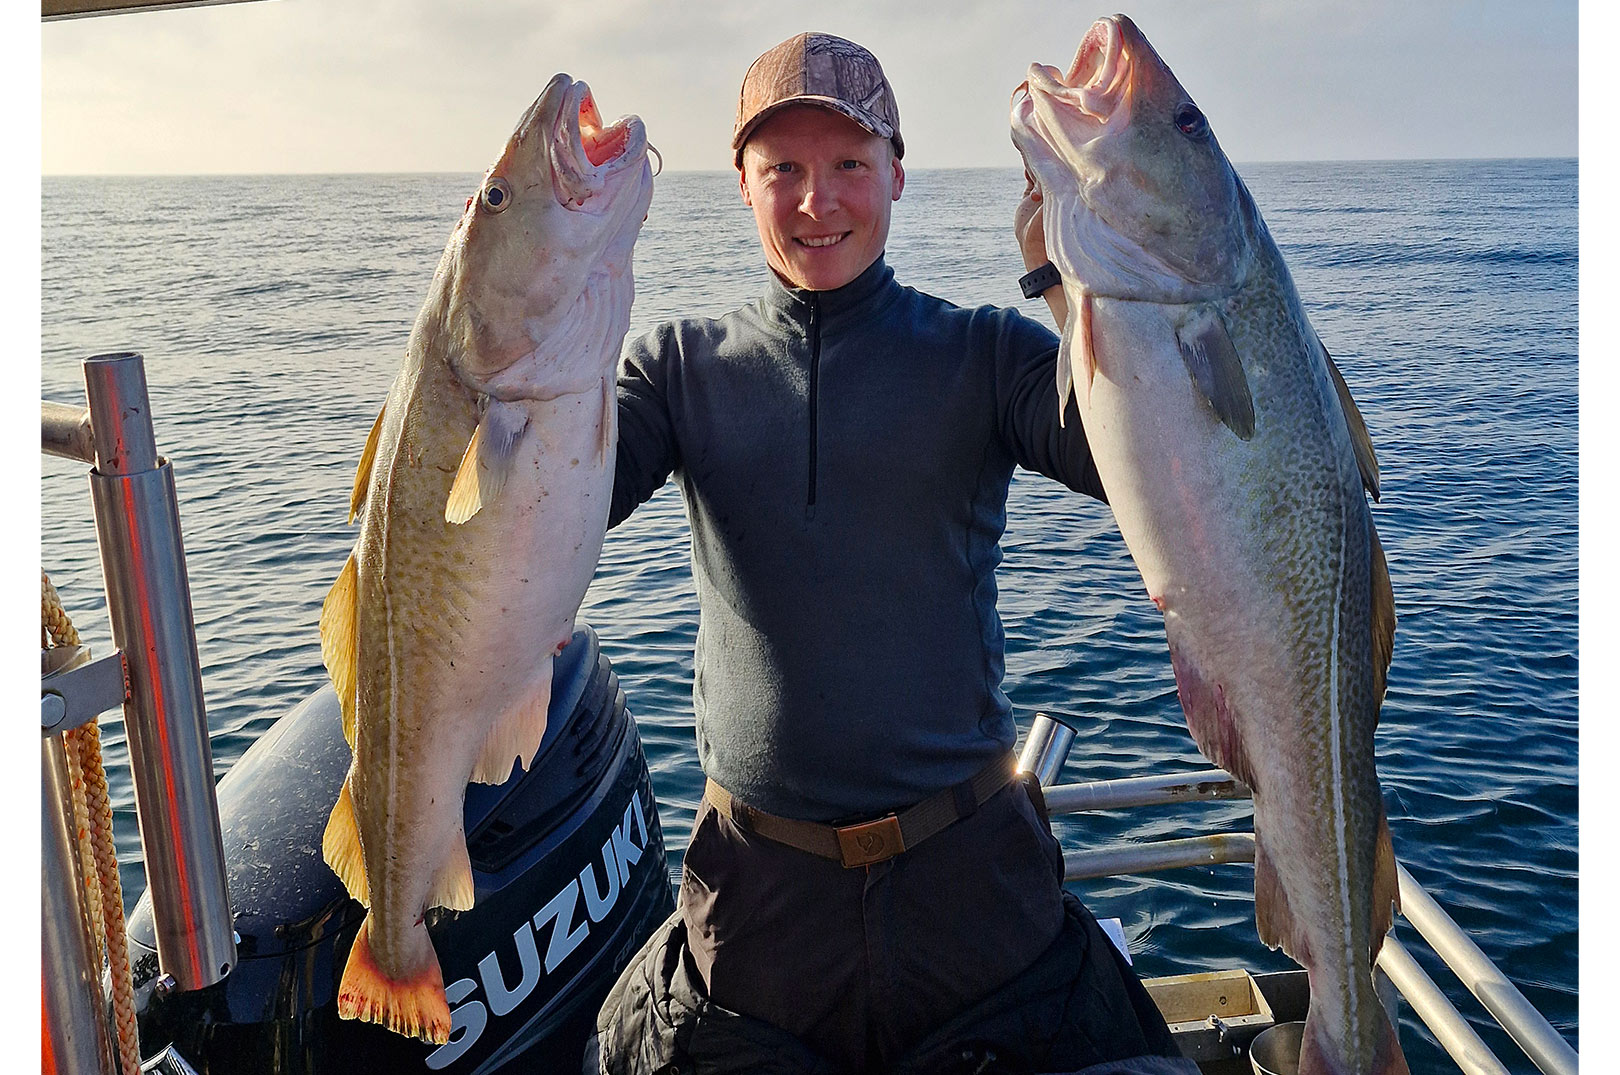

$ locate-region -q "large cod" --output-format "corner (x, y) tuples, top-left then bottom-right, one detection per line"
(1011, 15), (1406, 1075)
(318, 74), (653, 1043)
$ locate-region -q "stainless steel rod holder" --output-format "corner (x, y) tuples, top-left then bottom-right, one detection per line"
(84, 352), (158, 474)
(83, 352), (235, 992)
(42, 735), (118, 1075)
(1017, 712), (1077, 787)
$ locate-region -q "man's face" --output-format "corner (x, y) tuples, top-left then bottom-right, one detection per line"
(739, 106), (905, 291)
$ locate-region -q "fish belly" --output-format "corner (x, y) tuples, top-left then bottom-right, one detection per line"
(1076, 297), (1273, 634)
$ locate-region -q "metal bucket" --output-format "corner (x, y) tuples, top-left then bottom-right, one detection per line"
(1249, 1020), (1304, 1075)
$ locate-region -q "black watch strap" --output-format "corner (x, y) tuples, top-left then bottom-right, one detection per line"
(1019, 262), (1062, 299)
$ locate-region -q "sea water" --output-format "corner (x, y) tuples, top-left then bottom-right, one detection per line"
(40, 159), (1577, 1071)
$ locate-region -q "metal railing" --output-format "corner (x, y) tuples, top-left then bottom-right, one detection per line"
(1024, 726), (1578, 1075)
(43, 353), (237, 1074)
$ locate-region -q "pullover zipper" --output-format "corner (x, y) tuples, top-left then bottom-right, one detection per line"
(806, 294), (821, 516)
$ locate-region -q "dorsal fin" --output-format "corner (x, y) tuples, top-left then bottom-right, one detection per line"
(1370, 520), (1396, 713)
(320, 551), (360, 747)
(1371, 814), (1400, 955)
(322, 774), (368, 904)
(1319, 338), (1381, 502)
(348, 405), (387, 524)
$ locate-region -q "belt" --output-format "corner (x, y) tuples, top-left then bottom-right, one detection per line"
(703, 753), (1018, 869)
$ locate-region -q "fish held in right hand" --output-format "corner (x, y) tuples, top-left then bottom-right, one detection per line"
(320, 72), (654, 1045)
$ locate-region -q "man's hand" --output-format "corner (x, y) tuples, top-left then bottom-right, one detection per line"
(1015, 169), (1047, 273)
(1015, 170), (1069, 327)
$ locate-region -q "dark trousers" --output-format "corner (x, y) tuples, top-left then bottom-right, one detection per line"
(678, 780), (1069, 1071)
(595, 777), (1182, 1074)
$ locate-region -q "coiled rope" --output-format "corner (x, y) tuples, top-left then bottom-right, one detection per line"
(44, 572), (141, 1075)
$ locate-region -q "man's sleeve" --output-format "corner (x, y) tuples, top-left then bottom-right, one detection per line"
(609, 324), (682, 529)
(993, 309), (1109, 502)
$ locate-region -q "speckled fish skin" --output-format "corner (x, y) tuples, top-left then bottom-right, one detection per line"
(319, 73), (653, 1043)
(1012, 16), (1404, 1075)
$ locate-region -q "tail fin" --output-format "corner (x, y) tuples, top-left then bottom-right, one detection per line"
(337, 918), (452, 1045)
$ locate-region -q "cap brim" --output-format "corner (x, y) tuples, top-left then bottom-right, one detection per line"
(732, 96), (900, 167)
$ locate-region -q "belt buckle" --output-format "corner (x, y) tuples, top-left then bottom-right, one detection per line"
(835, 814), (905, 868)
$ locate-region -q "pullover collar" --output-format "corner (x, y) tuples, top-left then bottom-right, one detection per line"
(761, 255), (897, 325)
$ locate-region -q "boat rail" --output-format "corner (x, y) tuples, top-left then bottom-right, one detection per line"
(42, 352), (237, 1075)
(1020, 720), (1578, 1075)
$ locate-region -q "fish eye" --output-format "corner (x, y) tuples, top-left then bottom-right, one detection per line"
(1174, 104), (1209, 138)
(480, 177), (513, 213)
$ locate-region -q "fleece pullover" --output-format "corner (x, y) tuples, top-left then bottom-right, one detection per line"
(609, 256), (1106, 821)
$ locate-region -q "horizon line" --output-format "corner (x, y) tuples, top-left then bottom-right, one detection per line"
(38, 154), (1577, 180)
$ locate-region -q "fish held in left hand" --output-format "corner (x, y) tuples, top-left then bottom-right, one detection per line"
(318, 74), (654, 1044)
(1011, 15), (1404, 1075)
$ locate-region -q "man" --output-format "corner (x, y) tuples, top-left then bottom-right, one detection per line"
(596, 32), (1191, 1075)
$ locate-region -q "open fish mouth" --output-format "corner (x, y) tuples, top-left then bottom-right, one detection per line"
(1009, 13), (1250, 311)
(1013, 15), (1129, 129)
(550, 77), (649, 209)
(1068, 16), (1127, 109)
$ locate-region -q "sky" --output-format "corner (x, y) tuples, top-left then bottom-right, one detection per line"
(32, 0), (1580, 176)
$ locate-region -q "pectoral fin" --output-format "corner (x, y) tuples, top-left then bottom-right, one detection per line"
(348, 405), (386, 524)
(445, 400), (530, 525)
(1318, 336), (1381, 501)
(1175, 307), (1255, 440)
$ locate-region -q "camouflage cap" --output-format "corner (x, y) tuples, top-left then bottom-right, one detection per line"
(733, 32), (904, 168)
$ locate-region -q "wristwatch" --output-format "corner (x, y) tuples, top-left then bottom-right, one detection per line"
(1019, 262), (1062, 299)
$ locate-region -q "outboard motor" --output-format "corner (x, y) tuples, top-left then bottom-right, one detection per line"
(128, 625), (674, 1074)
